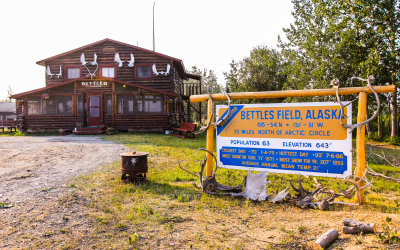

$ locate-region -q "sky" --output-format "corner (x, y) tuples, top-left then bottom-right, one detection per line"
(0, 0), (293, 100)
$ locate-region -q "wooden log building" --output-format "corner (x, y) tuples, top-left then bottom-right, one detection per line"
(12, 39), (201, 133)
(0, 102), (16, 121)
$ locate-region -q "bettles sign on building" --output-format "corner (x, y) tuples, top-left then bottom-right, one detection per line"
(216, 102), (352, 178)
(80, 81), (109, 88)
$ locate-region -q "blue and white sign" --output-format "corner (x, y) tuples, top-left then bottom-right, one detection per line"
(216, 102), (352, 178)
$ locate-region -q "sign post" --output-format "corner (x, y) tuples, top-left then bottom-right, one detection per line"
(206, 98), (214, 177)
(356, 92), (367, 204)
(189, 85), (396, 204)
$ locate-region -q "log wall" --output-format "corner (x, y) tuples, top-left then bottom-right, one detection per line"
(21, 115), (75, 130)
(104, 114), (171, 131)
(45, 41), (183, 94)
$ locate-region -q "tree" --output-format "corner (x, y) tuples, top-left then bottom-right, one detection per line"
(187, 66), (222, 122)
(189, 66), (221, 94)
(6, 86), (13, 102)
(280, 0), (400, 137)
(224, 45), (287, 103)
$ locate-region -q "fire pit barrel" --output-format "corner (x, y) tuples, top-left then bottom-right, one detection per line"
(120, 151), (148, 182)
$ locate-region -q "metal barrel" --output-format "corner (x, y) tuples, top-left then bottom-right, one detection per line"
(120, 151), (148, 182)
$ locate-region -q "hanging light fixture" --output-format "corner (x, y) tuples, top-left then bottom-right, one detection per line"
(42, 93), (50, 100)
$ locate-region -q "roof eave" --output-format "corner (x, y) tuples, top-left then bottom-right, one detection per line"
(11, 76), (179, 99)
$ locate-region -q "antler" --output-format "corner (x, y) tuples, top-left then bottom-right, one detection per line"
(195, 87), (233, 134)
(289, 175), (324, 209)
(212, 88), (231, 127)
(313, 177), (355, 202)
(197, 148), (218, 177)
(344, 176), (374, 204)
(333, 76), (380, 133)
(194, 86), (214, 135)
(178, 160), (200, 178)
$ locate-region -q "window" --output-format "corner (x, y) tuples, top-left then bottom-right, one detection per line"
(105, 95), (112, 114)
(117, 94), (163, 114)
(143, 95), (162, 113)
(44, 99), (57, 115)
(77, 95), (84, 115)
(57, 96), (73, 114)
(136, 66), (151, 78)
(117, 95), (134, 114)
(101, 67), (115, 78)
(27, 98), (41, 115)
(27, 96), (73, 115)
(67, 68), (80, 79)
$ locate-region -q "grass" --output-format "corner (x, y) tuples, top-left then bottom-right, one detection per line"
(50, 132), (400, 248)
(3, 132), (396, 248)
(0, 130), (25, 136)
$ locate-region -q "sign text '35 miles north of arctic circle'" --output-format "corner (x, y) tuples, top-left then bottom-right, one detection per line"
(216, 102), (352, 178)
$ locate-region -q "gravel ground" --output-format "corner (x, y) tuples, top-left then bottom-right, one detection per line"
(0, 135), (128, 248)
(0, 135), (127, 204)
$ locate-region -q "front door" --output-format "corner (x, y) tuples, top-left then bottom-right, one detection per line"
(87, 95), (102, 126)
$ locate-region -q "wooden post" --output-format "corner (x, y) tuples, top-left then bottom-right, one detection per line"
(189, 85), (396, 103)
(112, 82), (115, 127)
(206, 98), (214, 177)
(356, 92), (367, 204)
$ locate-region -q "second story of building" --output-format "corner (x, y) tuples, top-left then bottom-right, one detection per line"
(37, 38), (188, 95)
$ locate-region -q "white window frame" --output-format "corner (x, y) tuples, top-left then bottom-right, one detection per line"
(101, 67), (115, 78)
(67, 68), (80, 79)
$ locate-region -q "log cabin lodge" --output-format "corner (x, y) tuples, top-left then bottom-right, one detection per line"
(12, 39), (201, 134)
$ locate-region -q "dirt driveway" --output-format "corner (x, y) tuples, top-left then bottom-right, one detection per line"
(0, 135), (127, 248)
(0, 135), (126, 204)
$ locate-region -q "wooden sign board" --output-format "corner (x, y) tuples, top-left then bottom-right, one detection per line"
(79, 80), (109, 88)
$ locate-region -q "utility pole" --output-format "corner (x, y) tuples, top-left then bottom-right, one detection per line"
(153, 1), (155, 52)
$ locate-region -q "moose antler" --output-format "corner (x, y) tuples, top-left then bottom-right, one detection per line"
(289, 175), (323, 209)
(212, 88), (231, 127)
(178, 160), (201, 178)
(194, 86), (214, 135)
(311, 173), (373, 206)
(343, 177), (373, 204)
(313, 177), (355, 204)
(332, 76), (380, 133)
(178, 149), (242, 193)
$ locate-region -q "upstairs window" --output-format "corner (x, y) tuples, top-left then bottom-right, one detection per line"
(101, 67), (115, 78)
(67, 68), (80, 79)
(136, 65), (151, 79)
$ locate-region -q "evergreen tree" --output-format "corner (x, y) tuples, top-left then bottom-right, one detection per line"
(224, 45), (287, 103)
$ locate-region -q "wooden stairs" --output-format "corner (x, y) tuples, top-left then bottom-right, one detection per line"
(72, 126), (106, 135)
